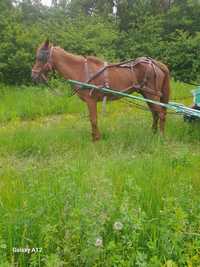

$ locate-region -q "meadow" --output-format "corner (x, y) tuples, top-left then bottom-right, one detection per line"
(0, 81), (200, 267)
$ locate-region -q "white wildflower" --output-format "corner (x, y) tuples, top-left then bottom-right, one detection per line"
(113, 221), (123, 231)
(95, 237), (103, 247)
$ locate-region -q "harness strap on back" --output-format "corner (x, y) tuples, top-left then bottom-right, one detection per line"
(45, 46), (54, 71)
(102, 62), (109, 115)
(103, 62), (109, 88)
(84, 58), (89, 81)
(84, 58), (95, 96)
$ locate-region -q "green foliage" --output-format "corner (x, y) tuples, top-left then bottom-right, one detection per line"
(117, 14), (165, 60)
(0, 11), (118, 84)
(67, 0), (114, 17)
(161, 31), (200, 82)
(1, 0), (200, 84)
(0, 12), (43, 84)
(46, 15), (118, 59)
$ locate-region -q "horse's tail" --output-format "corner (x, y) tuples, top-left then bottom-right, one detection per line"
(150, 59), (170, 104)
(160, 65), (170, 105)
(152, 60), (170, 103)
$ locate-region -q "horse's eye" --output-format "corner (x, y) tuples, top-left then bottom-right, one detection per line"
(37, 50), (49, 63)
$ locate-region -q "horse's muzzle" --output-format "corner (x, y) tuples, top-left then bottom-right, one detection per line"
(31, 74), (38, 84)
(31, 69), (40, 83)
(31, 71), (46, 84)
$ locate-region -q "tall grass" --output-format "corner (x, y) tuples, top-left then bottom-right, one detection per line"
(0, 84), (85, 123)
(0, 81), (200, 266)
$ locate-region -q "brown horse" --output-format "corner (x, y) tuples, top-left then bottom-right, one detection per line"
(32, 39), (170, 141)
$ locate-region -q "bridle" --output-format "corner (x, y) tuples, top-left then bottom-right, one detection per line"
(32, 46), (54, 82)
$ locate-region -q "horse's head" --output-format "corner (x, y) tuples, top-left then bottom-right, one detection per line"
(31, 39), (54, 83)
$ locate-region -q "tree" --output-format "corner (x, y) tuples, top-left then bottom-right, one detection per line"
(164, 0), (200, 35)
(67, 0), (115, 17)
(0, 0), (13, 10)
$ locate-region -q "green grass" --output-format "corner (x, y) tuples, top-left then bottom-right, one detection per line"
(0, 81), (200, 266)
(0, 84), (85, 123)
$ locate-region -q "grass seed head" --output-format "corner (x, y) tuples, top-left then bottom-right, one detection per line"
(95, 237), (103, 247)
(113, 221), (123, 231)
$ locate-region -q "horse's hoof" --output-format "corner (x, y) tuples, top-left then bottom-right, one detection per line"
(152, 129), (158, 134)
(92, 137), (100, 142)
(92, 135), (101, 142)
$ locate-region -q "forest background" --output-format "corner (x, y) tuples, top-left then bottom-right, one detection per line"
(0, 0), (200, 85)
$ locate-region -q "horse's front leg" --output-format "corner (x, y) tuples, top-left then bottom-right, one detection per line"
(86, 98), (101, 142)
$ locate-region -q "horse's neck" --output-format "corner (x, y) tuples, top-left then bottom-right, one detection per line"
(52, 48), (85, 81)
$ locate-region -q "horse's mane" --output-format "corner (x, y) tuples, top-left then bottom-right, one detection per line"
(86, 56), (104, 65)
(52, 46), (105, 65)
(53, 46), (83, 61)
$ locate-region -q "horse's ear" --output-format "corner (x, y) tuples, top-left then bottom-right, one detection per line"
(43, 39), (49, 49)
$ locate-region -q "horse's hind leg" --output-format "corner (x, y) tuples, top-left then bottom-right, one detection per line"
(147, 103), (167, 134)
(86, 98), (101, 141)
(147, 103), (159, 133)
(152, 106), (167, 134)
(159, 107), (167, 134)
(152, 111), (159, 133)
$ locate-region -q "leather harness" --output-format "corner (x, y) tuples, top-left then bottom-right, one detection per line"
(84, 57), (163, 97)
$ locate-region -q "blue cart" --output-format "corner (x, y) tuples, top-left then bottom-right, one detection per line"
(184, 87), (200, 122)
